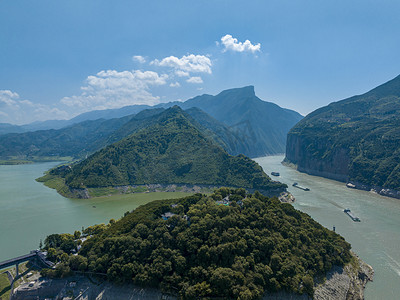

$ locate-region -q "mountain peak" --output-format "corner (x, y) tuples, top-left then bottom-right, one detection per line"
(217, 86), (255, 98)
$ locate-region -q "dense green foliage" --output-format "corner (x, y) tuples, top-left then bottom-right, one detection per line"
(287, 74), (400, 190)
(42, 189), (351, 299)
(61, 106), (285, 192)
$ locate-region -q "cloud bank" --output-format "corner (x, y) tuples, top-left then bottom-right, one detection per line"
(61, 70), (168, 111)
(0, 90), (68, 125)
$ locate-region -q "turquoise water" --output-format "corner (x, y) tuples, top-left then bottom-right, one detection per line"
(255, 155), (400, 300)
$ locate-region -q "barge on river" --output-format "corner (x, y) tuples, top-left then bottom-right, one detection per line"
(292, 182), (310, 191)
(344, 209), (361, 222)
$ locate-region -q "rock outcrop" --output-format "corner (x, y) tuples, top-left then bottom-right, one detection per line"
(314, 252), (374, 300)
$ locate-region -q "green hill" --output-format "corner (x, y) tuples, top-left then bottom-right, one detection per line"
(286, 74), (400, 196)
(42, 189), (351, 299)
(62, 106), (285, 192)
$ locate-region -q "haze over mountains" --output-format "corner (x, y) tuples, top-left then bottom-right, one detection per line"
(0, 86), (302, 159)
(285, 74), (400, 198)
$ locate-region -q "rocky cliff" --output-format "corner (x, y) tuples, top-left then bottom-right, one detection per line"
(285, 74), (400, 198)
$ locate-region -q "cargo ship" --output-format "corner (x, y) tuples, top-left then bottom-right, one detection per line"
(292, 182), (310, 191)
(344, 209), (361, 222)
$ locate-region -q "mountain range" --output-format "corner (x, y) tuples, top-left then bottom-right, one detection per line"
(0, 86), (302, 159)
(285, 74), (400, 198)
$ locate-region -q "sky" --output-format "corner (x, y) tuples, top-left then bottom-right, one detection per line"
(1, 0), (400, 124)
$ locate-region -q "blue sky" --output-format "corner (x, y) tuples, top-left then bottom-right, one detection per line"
(1, 0), (400, 124)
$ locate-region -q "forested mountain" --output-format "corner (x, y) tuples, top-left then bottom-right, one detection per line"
(0, 86), (302, 158)
(286, 74), (400, 197)
(42, 189), (351, 299)
(61, 106), (285, 192)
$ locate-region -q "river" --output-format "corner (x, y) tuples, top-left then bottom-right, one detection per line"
(1, 158), (399, 299)
(255, 155), (400, 300)
(0, 162), (190, 263)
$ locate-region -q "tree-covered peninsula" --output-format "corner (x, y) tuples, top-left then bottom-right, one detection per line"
(286, 74), (400, 197)
(41, 188), (352, 299)
(51, 106), (285, 194)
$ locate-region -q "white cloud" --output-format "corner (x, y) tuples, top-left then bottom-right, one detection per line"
(151, 54), (212, 74)
(186, 76), (203, 84)
(170, 82), (181, 88)
(61, 69), (168, 111)
(132, 55), (146, 63)
(0, 90), (19, 107)
(0, 90), (68, 125)
(175, 70), (190, 77)
(220, 34), (261, 53)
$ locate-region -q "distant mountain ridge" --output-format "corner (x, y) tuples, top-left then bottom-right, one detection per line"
(0, 86), (302, 158)
(285, 74), (400, 198)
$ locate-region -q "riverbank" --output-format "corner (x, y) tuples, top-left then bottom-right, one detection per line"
(37, 172), (288, 200)
(282, 158), (400, 200)
(0, 156), (73, 166)
(37, 173), (219, 199)
(346, 181), (400, 200)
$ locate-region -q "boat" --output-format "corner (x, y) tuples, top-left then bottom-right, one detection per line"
(271, 172), (280, 176)
(344, 209), (360, 222)
(292, 182), (310, 191)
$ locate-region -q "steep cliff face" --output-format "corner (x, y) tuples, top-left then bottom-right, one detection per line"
(285, 134), (350, 182)
(285, 74), (400, 197)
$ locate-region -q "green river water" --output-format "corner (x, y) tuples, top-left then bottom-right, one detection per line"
(255, 155), (400, 300)
(1, 157), (399, 299)
(0, 162), (189, 262)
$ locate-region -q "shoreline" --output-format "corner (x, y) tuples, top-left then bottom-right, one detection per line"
(282, 159), (400, 200)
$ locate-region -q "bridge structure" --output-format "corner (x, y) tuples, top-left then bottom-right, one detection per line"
(0, 250), (54, 277)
